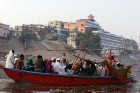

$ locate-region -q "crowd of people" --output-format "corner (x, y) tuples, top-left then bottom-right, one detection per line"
(5, 49), (133, 77)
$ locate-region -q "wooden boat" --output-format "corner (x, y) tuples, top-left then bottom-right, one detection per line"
(1, 67), (135, 86)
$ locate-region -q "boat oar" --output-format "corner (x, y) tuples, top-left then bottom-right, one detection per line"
(68, 54), (80, 75)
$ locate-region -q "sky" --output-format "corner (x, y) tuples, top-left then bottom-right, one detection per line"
(0, 0), (140, 44)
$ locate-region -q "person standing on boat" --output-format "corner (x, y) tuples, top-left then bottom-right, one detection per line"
(14, 54), (25, 70)
(5, 49), (15, 68)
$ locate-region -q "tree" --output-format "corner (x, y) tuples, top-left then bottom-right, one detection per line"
(124, 38), (138, 50)
(76, 28), (102, 56)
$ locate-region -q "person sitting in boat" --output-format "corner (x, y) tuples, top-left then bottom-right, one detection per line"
(73, 61), (84, 76)
(60, 57), (66, 67)
(84, 60), (91, 76)
(90, 61), (97, 76)
(127, 67), (134, 76)
(53, 58), (66, 74)
(14, 54), (25, 70)
(51, 57), (56, 69)
(104, 65), (110, 76)
(71, 59), (81, 70)
(5, 49), (15, 69)
(96, 64), (105, 76)
(34, 55), (44, 72)
(43, 59), (53, 73)
(115, 62), (124, 69)
(65, 59), (73, 71)
(26, 55), (34, 71)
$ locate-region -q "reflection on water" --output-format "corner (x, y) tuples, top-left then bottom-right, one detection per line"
(0, 72), (140, 93)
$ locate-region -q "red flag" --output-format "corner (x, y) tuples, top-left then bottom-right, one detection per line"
(104, 50), (109, 57)
(108, 56), (116, 62)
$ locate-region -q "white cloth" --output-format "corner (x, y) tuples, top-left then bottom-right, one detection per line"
(14, 58), (18, 64)
(53, 62), (66, 75)
(52, 62), (55, 68)
(5, 50), (15, 68)
(96, 66), (105, 76)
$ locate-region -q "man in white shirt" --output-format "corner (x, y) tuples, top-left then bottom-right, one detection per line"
(5, 50), (15, 68)
(53, 58), (66, 74)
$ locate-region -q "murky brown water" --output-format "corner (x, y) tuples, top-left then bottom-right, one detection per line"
(0, 71), (140, 93)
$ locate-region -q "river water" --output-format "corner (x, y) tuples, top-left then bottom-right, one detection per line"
(0, 69), (140, 93)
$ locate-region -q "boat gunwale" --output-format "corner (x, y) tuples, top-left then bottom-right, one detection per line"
(3, 67), (135, 79)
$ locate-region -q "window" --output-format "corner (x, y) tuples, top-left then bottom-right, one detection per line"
(81, 24), (84, 27)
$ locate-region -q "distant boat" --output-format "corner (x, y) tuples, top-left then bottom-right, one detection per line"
(1, 67), (135, 86)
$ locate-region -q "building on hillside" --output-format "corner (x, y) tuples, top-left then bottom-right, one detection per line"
(0, 23), (9, 38)
(48, 21), (64, 32)
(63, 22), (77, 32)
(67, 32), (77, 48)
(47, 15), (101, 33)
(76, 19), (87, 32)
(22, 24), (46, 33)
(63, 15), (100, 32)
(22, 24), (46, 40)
(14, 26), (22, 38)
(76, 15), (101, 32)
(92, 30), (123, 56)
(9, 27), (14, 36)
(48, 21), (63, 27)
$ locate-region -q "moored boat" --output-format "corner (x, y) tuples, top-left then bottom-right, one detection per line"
(1, 67), (135, 86)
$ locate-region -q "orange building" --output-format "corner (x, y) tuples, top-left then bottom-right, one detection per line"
(48, 15), (99, 33)
(76, 14), (95, 33)
(76, 19), (87, 32)
(63, 22), (76, 32)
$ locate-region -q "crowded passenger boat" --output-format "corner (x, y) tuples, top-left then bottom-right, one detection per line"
(0, 49), (135, 86)
(4, 49), (134, 79)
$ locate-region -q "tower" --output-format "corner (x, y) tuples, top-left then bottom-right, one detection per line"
(88, 14), (94, 20)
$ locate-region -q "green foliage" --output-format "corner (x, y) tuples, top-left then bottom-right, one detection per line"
(132, 39), (138, 49)
(124, 38), (138, 50)
(76, 29), (102, 56)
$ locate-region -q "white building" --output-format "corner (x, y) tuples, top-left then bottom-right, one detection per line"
(0, 23), (9, 38)
(85, 20), (101, 30)
(93, 30), (123, 55)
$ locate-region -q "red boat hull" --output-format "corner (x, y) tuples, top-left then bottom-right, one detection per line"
(2, 68), (135, 86)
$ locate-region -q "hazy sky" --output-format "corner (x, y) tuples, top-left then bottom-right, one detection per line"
(0, 0), (140, 43)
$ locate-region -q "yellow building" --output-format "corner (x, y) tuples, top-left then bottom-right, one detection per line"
(67, 32), (77, 48)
